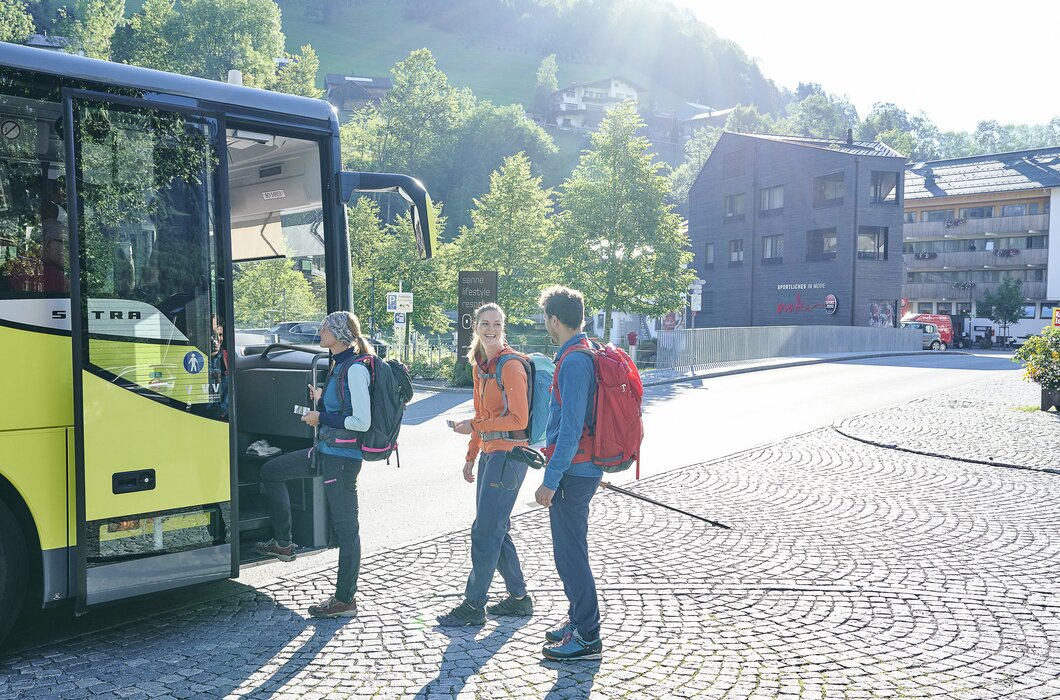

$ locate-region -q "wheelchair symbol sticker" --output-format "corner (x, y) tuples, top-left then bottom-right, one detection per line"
(183, 351), (205, 374)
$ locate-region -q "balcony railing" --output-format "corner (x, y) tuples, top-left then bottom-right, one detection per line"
(903, 214), (1049, 239)
(904, 281), (1048, 300)
(904, 248), (1050, 269)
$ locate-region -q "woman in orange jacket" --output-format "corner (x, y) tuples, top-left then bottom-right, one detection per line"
(438, 302), (534, 626)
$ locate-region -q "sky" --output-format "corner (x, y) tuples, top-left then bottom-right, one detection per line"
(665, 0), (1059, 133)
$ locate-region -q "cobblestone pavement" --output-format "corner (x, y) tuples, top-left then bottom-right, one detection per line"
(836, 374), (1060, 472)
(3, 404), (1060, 697)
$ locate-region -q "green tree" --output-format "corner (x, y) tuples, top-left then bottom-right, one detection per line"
(0, 0), (35, 43)
(232, 259), (321, 328)
(56, 0), (124, 59)
(453, 152), (556, 321)
(669, 125), (721, 209)
(856, 102), (911, 141)
(556, 102), (693, 338)
(876, 126), (914, 156)
(167, 0), (284, 87)
(346, 196), (387, 334)
(973, 119), (1007, 153)
(271, 44), (324, 99)
(781, 93), (857, 139)
(533, 53), (558, 118)
(979, 276), (1026, 341)
(113, 0), (175, 71)
(724, 104), (774, 135)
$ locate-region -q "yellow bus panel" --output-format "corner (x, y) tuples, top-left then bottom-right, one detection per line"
(0, 427), (69, 551)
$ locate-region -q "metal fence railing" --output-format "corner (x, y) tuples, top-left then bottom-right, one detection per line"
(655, 325), (921, 372)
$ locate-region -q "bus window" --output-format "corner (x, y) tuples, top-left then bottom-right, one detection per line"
(72, 97), (226, 414)
(228, 130), (327, 344)
(0, 91), (68, 298)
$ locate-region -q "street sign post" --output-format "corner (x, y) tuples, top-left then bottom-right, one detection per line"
(386, 292), (414, 313)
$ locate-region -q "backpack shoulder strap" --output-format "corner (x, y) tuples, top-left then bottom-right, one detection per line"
(550, 342), (594, 406)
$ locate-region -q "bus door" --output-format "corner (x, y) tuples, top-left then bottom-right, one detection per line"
(64, 91), (232, 609)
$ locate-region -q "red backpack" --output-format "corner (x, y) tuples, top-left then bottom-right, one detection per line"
(549, 339), (644, 478)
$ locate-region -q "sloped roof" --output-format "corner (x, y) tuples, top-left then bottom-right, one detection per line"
(324, 74), (392, 90)
(905, 147), (1060, 200)
(739, 132), (906, 159)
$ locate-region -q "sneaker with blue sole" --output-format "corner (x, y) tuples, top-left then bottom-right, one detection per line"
(542, 629), (602, 661)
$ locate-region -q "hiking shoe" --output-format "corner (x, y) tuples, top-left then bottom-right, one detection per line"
(436, 601), (486, 627)
(545, 619), (573, 643)
(487, 593), (533, 617)
(308, 595), (357, 618)
(254, 539), (296, 562)
(542, 630), (602, 661)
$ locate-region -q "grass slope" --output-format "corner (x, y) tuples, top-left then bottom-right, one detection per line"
(279, 0), (690, 111)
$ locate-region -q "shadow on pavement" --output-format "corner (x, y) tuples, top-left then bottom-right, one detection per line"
(404, 390), (473, 426)
(541, 657), (602, 698)
(412, 618), (529, 698)
(237, 616), (342, 699)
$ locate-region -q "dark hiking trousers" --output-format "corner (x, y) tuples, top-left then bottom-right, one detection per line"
(261, 448), (362, 603)
(463, 450), (529, 609)
(550, 472), (602, 639)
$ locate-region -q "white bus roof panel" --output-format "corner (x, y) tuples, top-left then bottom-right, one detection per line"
(0, 43), (335, 124)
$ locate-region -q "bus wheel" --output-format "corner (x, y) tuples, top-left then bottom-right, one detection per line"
(0, 501), (28, 645)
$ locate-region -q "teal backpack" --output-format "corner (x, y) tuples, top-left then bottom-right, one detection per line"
(486, 351), (554, 447)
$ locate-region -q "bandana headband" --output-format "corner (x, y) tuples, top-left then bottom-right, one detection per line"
(319, 312), (356, 346)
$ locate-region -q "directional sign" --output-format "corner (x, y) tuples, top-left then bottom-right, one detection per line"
(386, 292), (414, 313)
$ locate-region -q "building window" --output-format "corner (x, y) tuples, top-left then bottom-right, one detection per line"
(703, 242), (714, 268)
(936, 302), (952, 314)
(700, 291), (714, 313)
(813, 172), (844, 206)
(960, 205), (993, 219)
(1022, 304), (1037, 319)
(904, 212), (917, 224)
(1042, 302), (1058, 319)
(918, 302), (934, 314)
(870, 171), (899, 204)
(924, 209), (954, 222)
(857, 226), (888, 260)
(759, 185), (784, 213)
(1000, 202), (1039, 217)
(806, 228), (837, 261)
(728, 239), (744, 265)
(723, 193), (746, 220)
(762, 235), (784, 264)
(723, 149), (746, 179)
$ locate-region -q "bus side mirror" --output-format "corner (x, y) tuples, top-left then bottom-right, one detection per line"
(338, 171), (438, 259)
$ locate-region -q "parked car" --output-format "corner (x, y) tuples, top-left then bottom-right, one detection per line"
(902, 314), (954, 346)
(266, 322), (389, 357)
(902, 322), (945, 351)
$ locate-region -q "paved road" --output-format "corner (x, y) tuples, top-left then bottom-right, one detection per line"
(3, 371), (1057, 698)
(2, 352), (1022, 653)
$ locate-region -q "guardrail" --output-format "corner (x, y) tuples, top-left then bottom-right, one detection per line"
(655, 325), (920, 371)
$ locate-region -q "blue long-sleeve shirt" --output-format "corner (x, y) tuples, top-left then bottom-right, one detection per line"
(543, 333), (601, 490)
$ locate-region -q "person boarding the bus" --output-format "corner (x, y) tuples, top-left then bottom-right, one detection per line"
(256, 311), (372, 618)
(438, 303), (534, 626)
(535, 286), (604, 660)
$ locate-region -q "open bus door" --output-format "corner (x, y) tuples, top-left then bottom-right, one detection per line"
(65, 90), (232, 612)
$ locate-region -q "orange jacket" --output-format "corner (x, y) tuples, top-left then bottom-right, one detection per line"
(465, 347), (530, 462)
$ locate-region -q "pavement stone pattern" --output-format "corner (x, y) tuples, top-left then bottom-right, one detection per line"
(836, 375), (1060, 472)
(3, 403), (1060, 697)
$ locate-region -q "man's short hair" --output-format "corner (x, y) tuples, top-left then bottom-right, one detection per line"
(538, 285), (585, 330)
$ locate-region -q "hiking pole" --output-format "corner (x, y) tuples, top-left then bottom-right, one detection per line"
(600, 482), (733, 530)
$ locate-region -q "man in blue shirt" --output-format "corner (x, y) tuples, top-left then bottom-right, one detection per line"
(535, 286), (603, 661)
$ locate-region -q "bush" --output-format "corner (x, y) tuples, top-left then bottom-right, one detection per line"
(1013, 326), (1060, 391)
(446, 357), (474, 387)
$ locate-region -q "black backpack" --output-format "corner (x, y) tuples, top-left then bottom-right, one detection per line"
(335, 354), (413, 466)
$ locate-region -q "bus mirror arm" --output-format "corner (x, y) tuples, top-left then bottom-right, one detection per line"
(337, 171), (437, 260)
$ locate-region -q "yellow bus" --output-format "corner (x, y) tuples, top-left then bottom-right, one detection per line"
(0, 44), (435, 641)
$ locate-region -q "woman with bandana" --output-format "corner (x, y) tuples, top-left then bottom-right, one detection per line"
(255, 311), (373, 618)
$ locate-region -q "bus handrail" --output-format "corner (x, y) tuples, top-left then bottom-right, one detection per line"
(260, 343), (329, 360)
